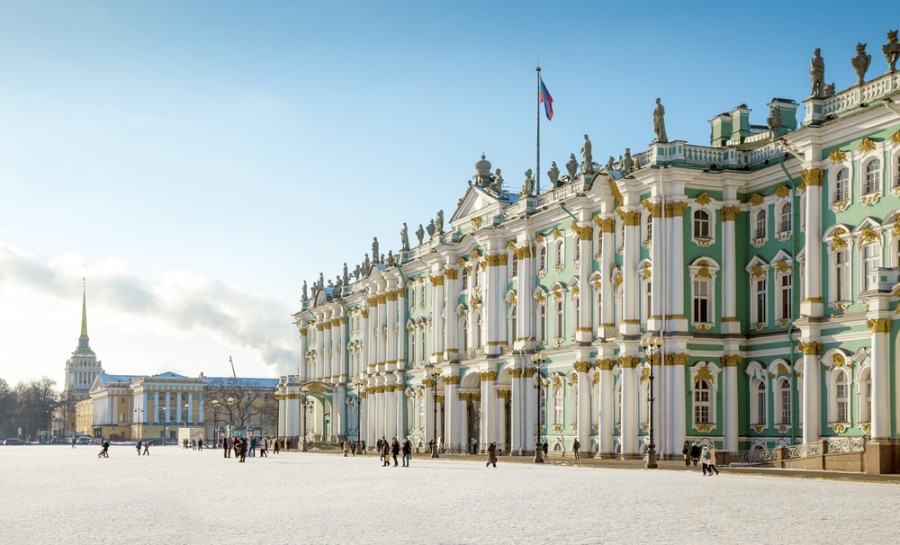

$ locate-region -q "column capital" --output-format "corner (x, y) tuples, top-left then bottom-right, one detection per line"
(596, 358), (615, 371)
(721, 355), (743, 367)
(797, 341), (822, 356)
(509, 369), (523, 378)
(664, 353), (691, 366)
(664, 201), (689, 218)
(573, 361), (592, 373)
(867, 318), (892, 333)
(800, 168), (824, 188)
(619, 356), (641, 368)
(721, 206), (741, 222)
(442, 375), (460, 386)
(481, 370), (498, 381)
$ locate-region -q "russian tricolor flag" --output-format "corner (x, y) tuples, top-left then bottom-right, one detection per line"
(539, 77), (553, 121)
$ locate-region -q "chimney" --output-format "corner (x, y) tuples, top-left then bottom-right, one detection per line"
(709, 113), (733, 147)
(730, 104), (751, 143)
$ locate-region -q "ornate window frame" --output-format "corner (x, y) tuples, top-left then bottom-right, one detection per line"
(853, 219), (883, 293)
(688, 257), (719, 330)
(860, 155), (883, 205)
(824, 225), (852, 310)
(689, 361), (720, 432)
(746, 360), (768, 432)
(822, 348), (853, 433)
(691, 207), (714, 247)
(776, 201), (792, 241)
(751, 205), (768, 248)
(892, 145), (900, 196)
(532, 287), (548, 345)
(746, 257), (770, 330)
(830, 165), (851, 212)
(771, 250), (793, 327)
(554, 238), (565, 272)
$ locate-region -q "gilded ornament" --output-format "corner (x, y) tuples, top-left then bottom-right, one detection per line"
(471, 216), (483, 229)
(858, 137), (877, 153)
(695, 192), (711, 206)
(442, 375), (460, 385)
(619, 356), (641, 368)
(773, 184), (790, 199)
(573, 361), (592, 373)
(695, 366), (713, 382)
(721, 206), (741, 222)
(892, 130), (900, 145)
(623, 211), (642, 226)
(775, 260), (791, 273)
(800, 168), (824, 187)
(552, 228), (563, 240)
(751, 265), (766, 278)
(697, 265), (712, 279)
(471, 248), (481, 258)
(600, 217), (616, 233)
(749, 193), (765, 206)
(866, 318), (892, 333)
(386, 292), (398, 301)
(507, 240), (517, 251)
(608, 177), (623, 204)
(641, 267), (652, 280)
(797, 341), (822, 356)
(859, 227), (881, 244)
(832, 353), (845, 367)
(509, 369), (523, 378)
(376, 294), (386, 304)
(444, 268), (459, 280)
(596, 358), (615, 371)
(481, 370), (498, 381)
(457, 257), (466, 266)
(665, 201), (689, 217)
(613, 274), (623, 287)
(535, 233), (545, 243)
(720, 355), (742, 367)
(828, 149), (847, 163)
(515, 246), (533, 259)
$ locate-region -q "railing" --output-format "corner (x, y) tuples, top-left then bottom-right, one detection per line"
(820, 71), (900, 118)
(785, 441), (820, 459)
(731, 446), (779, 465)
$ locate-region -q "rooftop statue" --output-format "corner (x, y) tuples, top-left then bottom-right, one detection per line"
(436, 210), (444, 234)
(488, 168), (503, 194)
(520, 168), (535, 197)
(427, 220), (436, 238)
(334, 278), (343, 299)
(810, 48), (826, 98)
(318, 272), (325, 290)
(767, 104), (783, 135)
(474, 153), (492, 188)
(301, 280), (309, 303)
(607, 156), (615, 170)
(342, 263), (349, 285)
(653, 98), (668, 143)
(851, 42), (871, 85)
(566, 153), (578, 179)
(622, 148), (634, 173)
(327, 278), (334, 288)
(547, 161), (560, 187)
(400, 223), (410, 251)
(371, 237), (380, 263)
(416, 223), (425, 244)
(884, 30), (900, 72)
(363, 253), (371, 270)
(581, 134), (593, 172)
(386, 250), (395, 266)
(354, 264), (361, 279)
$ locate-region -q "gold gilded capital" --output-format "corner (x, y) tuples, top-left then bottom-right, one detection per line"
(573, 361), (592, 373)
(430, 275), (445, 286)
(800, 168), (824, 188)
(619, 356), (641, 368)
(596, 358), (615, 371)
(867, 318), (892, 333)
(481, 370), (498, 381)
(509, 369), (523, 378)
(721, 355), (742, 367)
(442, 375), (460, 386)
(797, 341), (822, 356)
(665, 201), (689, 218)
(721, 206), (741, 222)
(444, 268), (459, 280)
(622, 211), (642, 226)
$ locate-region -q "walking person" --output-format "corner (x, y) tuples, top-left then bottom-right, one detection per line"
(273, 438), (280, 454)
(486, 441), (497, 468)
(239, 437), (247, 463)
(542, 440), (548, 461)
(700, 444), (711, 476)
(682, 440), (691, 466)
(342, 440), (350, 457)
(377, 437), (385, 463)
(401, 437), (411, 467)
(136, 440), (142, 455)
(198, 438), (203, 451)
(707, 444), (720, 476)
(260, 437), (268, 457)
(223, 436), (230, 458)
(71, 437), (77, 449)
(391, 436), (400, 467)
(142, 441), (150, 455)
(572, 439), (581, 460)
(690, 442), (701, 468)
(98, 441), (109, 458)
(381, 440), (390, 467)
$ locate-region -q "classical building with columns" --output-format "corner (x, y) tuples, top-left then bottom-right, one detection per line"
(279, 37), (900, 472)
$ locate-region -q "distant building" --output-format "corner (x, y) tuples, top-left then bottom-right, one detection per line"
(56, 287), (278, 442)
(279, 37), (900, 473)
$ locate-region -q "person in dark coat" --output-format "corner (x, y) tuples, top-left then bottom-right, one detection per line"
(377, 438), (385, 463)
(224, 437), (230, 458)
(542, 441), (549, 461)
(486, 442), (497, 468)
(136, 441), (141, 455)
(238, 437), (247, 463)
(98, 441), (109, 458)
(690, 442), (701, 467)
(572, 439), (581, 460)
(682, 440), (690, 466)
(273, 437), (280, 454)
(390, 437), (400, 467)
(382, 440), (390, 467)
(401, 438), (412, 467)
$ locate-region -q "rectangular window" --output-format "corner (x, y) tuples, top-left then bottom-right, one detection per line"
(693, 279), (709, 323)
(836, 250), (847, 301)
(757, 390), (766, 424)
(864, 244), (880, 291)
(555, 300), (564, 339)
(780, 387), (791, 424)
(755, 278), (767, 323)
(780, 273), (792, 320)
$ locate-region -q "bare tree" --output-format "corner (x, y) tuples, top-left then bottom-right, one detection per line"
(205, 378), (264, 428)
(0, 378), (14, 437)
(12, 377), (60, 440)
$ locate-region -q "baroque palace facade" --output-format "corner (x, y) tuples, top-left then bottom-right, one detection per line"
(53, 289), (278, 443)
(278, 36), (900, 472)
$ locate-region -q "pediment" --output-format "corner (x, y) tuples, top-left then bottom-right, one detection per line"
(449, 186), (508, 226)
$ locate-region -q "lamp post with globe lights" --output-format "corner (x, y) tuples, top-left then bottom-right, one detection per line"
(530, 352), (547, 463)
(640, 333), (663, 469)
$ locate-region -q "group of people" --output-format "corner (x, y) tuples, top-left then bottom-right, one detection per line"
(181, 438), (205, 450)
(222, 435), (276, 462)
(376, 436), (412, 467)
(682, 440), (719, 476)
(135, 441), (150, 455)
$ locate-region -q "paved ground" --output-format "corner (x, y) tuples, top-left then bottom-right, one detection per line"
(2, 445), (898, 545)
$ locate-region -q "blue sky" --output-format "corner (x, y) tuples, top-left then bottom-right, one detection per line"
(0, 0), (895, 385)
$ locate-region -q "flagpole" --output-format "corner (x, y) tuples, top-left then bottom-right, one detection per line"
(536, 65), (541, 195)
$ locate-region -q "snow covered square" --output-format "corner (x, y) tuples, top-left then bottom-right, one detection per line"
(1, 446), (898, 545)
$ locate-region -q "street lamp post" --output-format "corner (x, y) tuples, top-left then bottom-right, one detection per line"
(425, 364), (441, 458)
(227, 396), (235, 438)
(301, 387), (311, 452)
(640, 333), (663, 469)
(352, 379), (364, 453)
(531, 352), (547, 463)
(161, 407), (168, 445)
(212, 400), (220, 447)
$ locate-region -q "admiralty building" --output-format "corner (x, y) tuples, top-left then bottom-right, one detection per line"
(277, 35), (900, 473)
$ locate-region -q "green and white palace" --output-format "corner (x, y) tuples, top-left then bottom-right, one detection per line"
(277, 35), (900, 473)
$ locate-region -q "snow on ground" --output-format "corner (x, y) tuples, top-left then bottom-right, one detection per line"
(1, 445), (897, 545)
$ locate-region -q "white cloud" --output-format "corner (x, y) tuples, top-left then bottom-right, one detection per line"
(0, 243), (299, 376)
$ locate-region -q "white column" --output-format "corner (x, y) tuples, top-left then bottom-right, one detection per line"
(621, 210), (641, 336)
(176, 392), (182, 424)
(576, 223), (593, 343)
(376, 295), (386, 366)
(198, 395), (204, 424)
(575, 362), (591, 453)
(424, 379), (436, 446)
(801, 169), (824, 317)
(386, 293), (397, 368)
(483, 372), (497, 450)
(619, 357), (639, 455)
(444, 376), (460, 451)
(667, 202), (687, 332)
(298, 326), (309, 381)
(153, 392), (159, 424)
(868, 318), (892, 439)
(721, 207), (740, 333)
(800, 341), (821, 443)
(396, 289), (407, 370)
(722, 355), (739, 452)
(671, 353), (687, 456)
(444, 267), (460, 361)
(430, 273), (445, 363)
(497, 388), (509, 450)
(597, 359), (614, 456)
(524, 368), (537, 452)
(598, 217), (615, 336)
(515, 242), (535, 351)
(510, 369), (524, 454)
(315, 322), (325, 380)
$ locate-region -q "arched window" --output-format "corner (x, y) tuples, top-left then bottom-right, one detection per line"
(894, 154), (900, 188)
(539, 246), (547, 272)
(754, 381), (767, 425)
(754, 277), (767, 324)
(555, 299), (564, 339)
(858, 368), (872, 424)
(755, 210), (767, 239)
(779, 202), (791, 233)
(780, 272), (792, 320)
(573, 238), (581, 264)
(511, 253), (518, 277)
(419, 328), (426, 363)
(835, 371), (849, 423)
(461, 317), (468, 352)
(694, 380), (711, 424)
(461, 268), (468, 290)
(614, 380), (622, 426)
(554, 240), (564, 268)
(834, 167), (849, 202)
(834, 248), (849, 301)
(553, 385), (564, 425)
(574, 294), (581, 330)
(778, 379), (791, 425)
(693, 210), (711, 239)
(863, 159), (881, 195)
(537, 303), (546, 343)
(645, 214), (653, 242)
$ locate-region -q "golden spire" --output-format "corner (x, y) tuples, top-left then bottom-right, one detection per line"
(80, 278), (88, 339)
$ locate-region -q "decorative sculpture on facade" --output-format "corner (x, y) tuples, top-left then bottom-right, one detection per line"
(371, 237), (380, 263)
(810, 48), (826, 98)
(566, 153), (578, 179)
(581, 134), (593, 172)
(318, 272), (325, 290)
(487, 168), (503, 194)
(415, 223), (425, 244)
(473, 153), (492, 188)
(435, 210), (445, 234)
(851, 42), (871, 85)
(547, 161), (560, 187)
(386, 250), (395, 267)
(400, 223), (410, 251)
(607, 156), (615, 170)
(767, 104), (783, 135)
(884, 30), (899, 72)
(520, 169), (535, 197)
(426, 220), (436, 238)
(342, 263), (349, 285)
(363, 253), (371, 272)
(653, 98), (668, 143)
(622, 148), (634, 173)
(301, 280), (309, 304)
